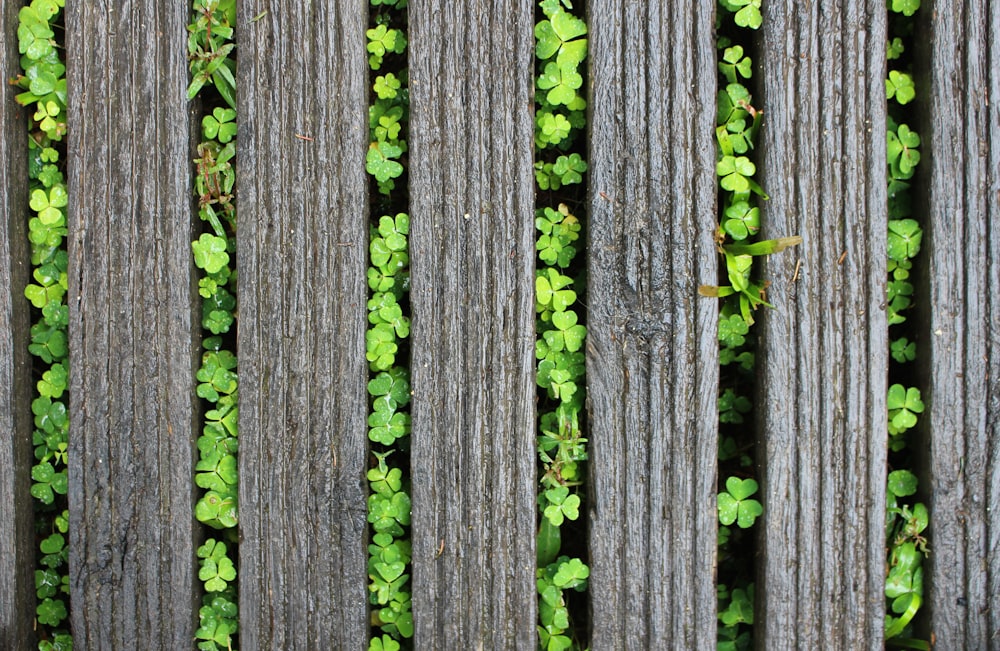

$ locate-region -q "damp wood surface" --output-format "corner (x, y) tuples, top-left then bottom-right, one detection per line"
(923, 1), (1000, 647)
(235, 1), (371, 648)
(407, 0), (538, 647)
(65, 1), (200, 648)
(585, 2), (721, 649)
(754, 2), (888, 649)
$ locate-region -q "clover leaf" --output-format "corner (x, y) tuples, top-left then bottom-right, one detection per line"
(368, 408), (410, 445)
(198, 539), (237, 592)
(719, 585), (754, 625)
(37, 362), (67, 399)
(717, 476), (763, 528)
(720, 0), (762, 28)
(718, 45), (752, 84)
(887, 123), (921, 180)
(369, 635), (402, 651)
(886, 70), (916, 105)
(552, 557), (589, 590)
(890, 337), (917, 364)
(890, 0), (920, 16)
(367, 323), (399, 370)
(718, 313), (749, 349)
(39, 533), (67, 569)
(192, 233), (230, 274)
(722, 202), (760, 243)
(537, 61), (583, 107)
(551, 153), (587, 186)
(887, 384), (924, 435)
(196, 596), (238, 647)
(29, 185), (68, 225)
(717, 155), (756, 193)
(536, 269), (576, 314)
(535, 10), (587, 65)
(195, 490), (238, 529)
(31, 461), (67, 505)
(368, 491), (411, 536)
(18, 6), (56, 59)
(368, 457), (404, 496)
(36, 597), (67, 627)
(195, 451), (238, 493)
(367, 141), (404, 184)
(367, 24), (407, 70)
(542, 485), (581, 526)
(202, 106), (237, 143)
(374, 72), (402, 99)
(536, 110), (572, 147)
(887, 219), (922, 262)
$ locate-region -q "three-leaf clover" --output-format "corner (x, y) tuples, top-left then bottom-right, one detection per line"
(717, 476), (763, 528)
(886, 70), (916, 105)
(202, 106), (237, 143)
(887, 384), (924, 435)
(367, 141), (404, 183)
(887, 219), (922, 262)
(192, 233), (230, 274)
(891, 0), (920, 16)
(542, 485), (581, 526)
(535, 9), (587, 65)
(198, 539), (237, 592)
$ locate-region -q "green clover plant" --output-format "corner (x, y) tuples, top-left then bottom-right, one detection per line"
(188, 1), (240, 647)
(713, 5), (769, 648)
(15, 1), (74, 644)
(534, 2), (590, 648)
(884, 2), (928, 647)
(366, 2), (413, 647)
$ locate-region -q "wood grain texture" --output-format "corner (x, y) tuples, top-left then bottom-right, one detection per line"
(585, 2), (720, 648)
(235, 1), (370, 648)
(754, 2), (887, 648)
(0, 1), (34, 647)
(924, 1), (1000, 646)
(407, 0), (537, 647)
(65, 1), (200, 648)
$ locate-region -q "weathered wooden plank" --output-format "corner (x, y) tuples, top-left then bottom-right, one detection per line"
(755, 2), (887, 648)
(407, 0), (537, 647)
(924, 1), (1000, 646)
(235, 1), (370, 648)
(0, 2), (35, 647)
(65, 1), (200, 648)
(586, 2), (719, 648)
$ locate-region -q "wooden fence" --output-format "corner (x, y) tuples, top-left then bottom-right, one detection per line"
(2, 0), (998, 649)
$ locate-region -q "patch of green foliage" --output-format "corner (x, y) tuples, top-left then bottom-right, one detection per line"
(534, 1), (589, 649)
(710, 4), (780, 648)
(367, 4), (410, 196)
(188, 1), (240, 648)
(367, 2), (413, 648)
(884, 2), (928, 648)
(12, 1), (73, 647)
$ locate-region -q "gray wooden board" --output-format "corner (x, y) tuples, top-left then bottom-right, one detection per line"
(65, 1), (200, 648)
(235, 1), (371, 648)
(924, 1), (1000, 646)
(754, 2), (887, 648)
(585, 1), (720, 648)
(0, 1), (34, 646)
(407, 0), (538, 647)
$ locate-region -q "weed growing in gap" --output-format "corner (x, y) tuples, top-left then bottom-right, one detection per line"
(11, 1), (72, 648)
(884, 2), (928, 647)
(534, 1), (590, 649)
(187, 1), (240, 648)
(708, 3), (791, 648)
(366, 1), (413, 649)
